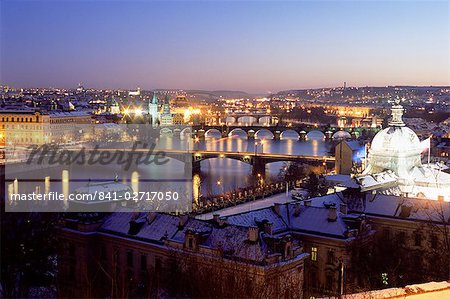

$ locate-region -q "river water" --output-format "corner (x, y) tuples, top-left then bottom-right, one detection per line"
(7, 130), (332, 210)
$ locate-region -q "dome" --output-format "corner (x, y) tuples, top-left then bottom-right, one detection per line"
(370, 126), (421, 154)
(367, 100), (423, 177)
(332, 130), (351, 140)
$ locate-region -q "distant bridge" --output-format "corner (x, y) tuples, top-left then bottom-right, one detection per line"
(162, 149), (335, 175)
(3, 147), (335, 177)
(189, 124), (376, 140)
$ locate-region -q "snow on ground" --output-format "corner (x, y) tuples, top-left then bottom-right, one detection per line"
(196, 192), (294, 220)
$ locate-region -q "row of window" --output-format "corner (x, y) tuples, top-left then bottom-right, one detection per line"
(104, 247), (162, 274)
(310, 246), (336, 264)
(1, 116), (38, 123)
(387, 229), (439, 248)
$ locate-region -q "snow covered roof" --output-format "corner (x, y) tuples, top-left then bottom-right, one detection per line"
(344, 140), (363, 151)
(337, 281), (450, 299)
(224, 201), (361, 239)
(307, 192), (450, 224)
(49, 111), (91, 117)
(326, 174), (361, 189)
(99, 211), (274, 263)
(355, 171), (398, 192)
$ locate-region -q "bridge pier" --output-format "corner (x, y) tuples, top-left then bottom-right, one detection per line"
(273, 130), (281, 140)
(192, 160), (201, 173)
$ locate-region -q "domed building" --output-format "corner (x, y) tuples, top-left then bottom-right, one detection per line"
(332, 130), (352, 141)
(365, 99), (422, 177)
(356, 99), (450, 201)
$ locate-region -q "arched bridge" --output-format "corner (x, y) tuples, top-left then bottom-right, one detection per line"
(192, 124), (374, 140)
(163, 149), (335, 175)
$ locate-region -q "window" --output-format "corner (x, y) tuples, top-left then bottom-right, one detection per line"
(114, 248), (120, 270)
(326, 274), (334, 290)
(414, 233), (422, 247)
(431, 235), (438, 248)
(68, 242), (75, 258)
(327, 250), (335, 264)
(311, 247), (318, 261)
(381, 273), (389, 285)
(101, 246), (107, 262)
(140, 255), (147, 271)
(68, 242), (76, 280)
(310, 271), (317, 287)
(188, 238), (193, 249)
(155, 257), (162, 273)
(397, 231), (406, 244)
(127, 251), (133, 268)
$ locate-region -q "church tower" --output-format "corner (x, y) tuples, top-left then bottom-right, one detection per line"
(159, 94), (173, 126)
(149, 92), (159, 127)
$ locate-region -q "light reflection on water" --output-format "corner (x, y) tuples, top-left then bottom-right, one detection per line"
(10, 132), (331, 204)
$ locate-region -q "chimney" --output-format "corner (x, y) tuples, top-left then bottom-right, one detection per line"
(294, 202), (301, 217)
(213, 213), (220, 223)
(340, 203), (348, 215)
(328, 206), (337, 222)
(248, 226), (258, 242)
(273, 203), (282, 216)
(146, 212), (157, 224)
(304, 199), (312, 207)
(218, 216), (227, 227)
(263, 221), (273, 235)
(179, 214), (189, 227)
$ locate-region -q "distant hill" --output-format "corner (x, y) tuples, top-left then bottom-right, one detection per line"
(185, 90), (261, 102)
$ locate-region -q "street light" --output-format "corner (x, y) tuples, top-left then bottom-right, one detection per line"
(216, 179), (223, 194)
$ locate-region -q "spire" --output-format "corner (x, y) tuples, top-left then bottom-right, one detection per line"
(163, 94), (171, 114)
(152, 92), (158, 104)
(389, 97), (405, 127)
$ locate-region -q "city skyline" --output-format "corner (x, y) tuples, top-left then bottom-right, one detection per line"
(1, 1), (449, 93)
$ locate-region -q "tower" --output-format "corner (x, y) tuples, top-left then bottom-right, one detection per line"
(160, 94), (173, 126)
(149, 92), (159, 127)
(163, 94), (171, 114)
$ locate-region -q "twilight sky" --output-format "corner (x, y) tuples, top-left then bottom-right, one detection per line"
(1, 1), (449, 93)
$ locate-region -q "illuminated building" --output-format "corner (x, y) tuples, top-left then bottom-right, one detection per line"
(360, 99), (450, 201)
(128, 87), (141, 96)
(106, 98), (120, 114)
(148, 92), (159, 127)
(0, 109), (93, 147)
(335, 140), (366, 175)
(337, 116), (347, 128)
(159, 94), (173, 126)
(172, 113), (184, 125)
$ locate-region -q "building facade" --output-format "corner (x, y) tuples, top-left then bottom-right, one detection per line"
(58, 211), (310, 298)
(148, 92), (159, 127)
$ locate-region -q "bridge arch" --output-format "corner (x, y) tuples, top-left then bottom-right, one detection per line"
(160, 127), (173, 135)
(255, 129), (274, 140)
(306, 130), (325, 140)
(225, 116), (236, 125)
(205, 129), (222, 138)
(237, 116), (257, 126)
(180, 127), (192, 136)
(228, 128), (247, 138)
(280, 130), (300, 140)
(258, 116), (271, 126)
(332, 130), (351, 140)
